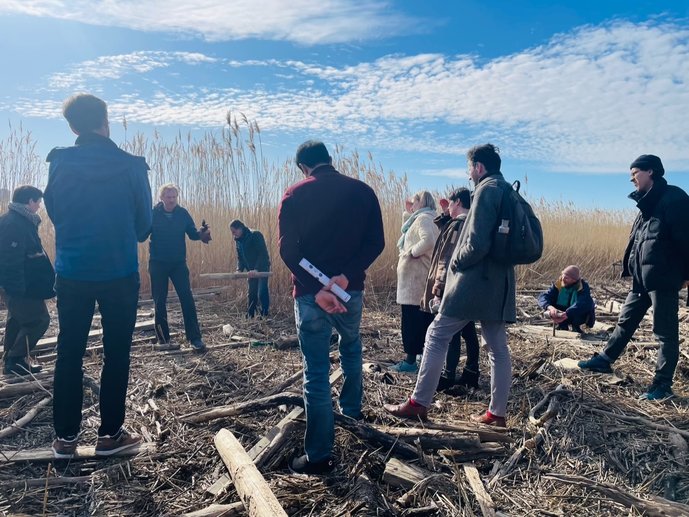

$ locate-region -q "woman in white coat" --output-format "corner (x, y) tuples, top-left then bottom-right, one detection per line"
(391, 191), (440, 373)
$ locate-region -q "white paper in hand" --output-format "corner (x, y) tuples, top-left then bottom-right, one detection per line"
(299, 258), (351, 302)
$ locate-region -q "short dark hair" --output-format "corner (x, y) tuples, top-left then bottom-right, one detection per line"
(448, 187), (471, 209)
(295, 140), (331, 168)
(62, 94), (108, 134)
(467, 143), (501, 173)
(12, 185), (43, 204)
(229, 219), (246, 230)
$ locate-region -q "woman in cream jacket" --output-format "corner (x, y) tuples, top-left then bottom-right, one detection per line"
(392, 191), (439, 373)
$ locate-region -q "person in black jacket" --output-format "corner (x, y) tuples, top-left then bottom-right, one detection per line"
(538, 265), (596, 333)
(146, 184), (211, 351)
(579, 155), (689, 400)
(230, 220), (270, 318)
(0, 185), (55, 375)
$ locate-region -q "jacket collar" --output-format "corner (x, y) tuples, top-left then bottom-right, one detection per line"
(309, 164), (338, 176)
(477, 170), (504, 185)
(75, 132), (119, 149)
(629, 176), (667, 217)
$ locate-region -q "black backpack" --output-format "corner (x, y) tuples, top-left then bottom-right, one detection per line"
(489, 179), (543, 265)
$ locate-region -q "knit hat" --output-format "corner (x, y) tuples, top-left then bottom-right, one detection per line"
(630, 155), (664, 177)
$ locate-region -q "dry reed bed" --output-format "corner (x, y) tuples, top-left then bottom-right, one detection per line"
(1, 283), (688, 516)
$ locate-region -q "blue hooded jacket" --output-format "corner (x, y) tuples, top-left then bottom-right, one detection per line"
(45, 133), (152, 281)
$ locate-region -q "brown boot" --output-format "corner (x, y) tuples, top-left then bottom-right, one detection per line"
(383, 399), (428, 421)
(470, 411), (506, 427)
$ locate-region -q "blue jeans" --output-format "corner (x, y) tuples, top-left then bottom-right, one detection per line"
(294, 291), (363, 463)
(248, 277), (269, 317)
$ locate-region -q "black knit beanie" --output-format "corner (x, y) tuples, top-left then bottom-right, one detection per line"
(630, 154), (664, 177)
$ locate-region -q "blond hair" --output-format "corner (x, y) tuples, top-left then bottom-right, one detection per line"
(413, 190), (436, 211)
(158, 183), (179, 200)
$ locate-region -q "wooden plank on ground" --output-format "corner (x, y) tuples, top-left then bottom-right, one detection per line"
(201, 272), (273, 280)
(214, 428), (287, 517)
(35, 319), (155, 352)
(463, 463), (496, 517)
(181, 502), (244, 517)
(0, 442), (155, 463)
(382, 457), (427, 489)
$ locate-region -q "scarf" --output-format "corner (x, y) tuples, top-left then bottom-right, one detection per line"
(556, 284), (578, 308)
(8, 202), (41, 227)
(397, 207), (435, 250)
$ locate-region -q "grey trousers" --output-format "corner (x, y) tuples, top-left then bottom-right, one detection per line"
(412, 313), (511, 417)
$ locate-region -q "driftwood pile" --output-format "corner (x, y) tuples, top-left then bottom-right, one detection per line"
(0, 283), (688, 516)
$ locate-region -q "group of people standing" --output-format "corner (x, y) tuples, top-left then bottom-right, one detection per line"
(1, 93), (688, 475)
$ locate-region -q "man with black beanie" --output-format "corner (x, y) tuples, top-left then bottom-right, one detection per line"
(579, 154), (689, 400)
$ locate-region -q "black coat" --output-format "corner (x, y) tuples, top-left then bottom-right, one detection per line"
(622, 177), (689, 292)
(147, 203), (201, 262)
(235, 228), (270, 272)
(0, 210), (55, 299)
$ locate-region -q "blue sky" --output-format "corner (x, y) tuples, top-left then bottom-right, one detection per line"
(1, 0), (689, 208)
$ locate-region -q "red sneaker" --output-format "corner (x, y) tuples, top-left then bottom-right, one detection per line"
(383, 398), (428, 421)
(470, 411), (506, 427)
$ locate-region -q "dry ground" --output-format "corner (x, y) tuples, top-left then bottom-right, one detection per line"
(1, 284), (688, 516)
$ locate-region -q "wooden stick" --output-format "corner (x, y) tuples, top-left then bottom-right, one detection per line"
(181, 392), (303, 424)
(589, 408), (689, 440)
(181, 502), (245, 517)
(420, 421), (513, 443)
(0, 379), (52, 399)
(201, 272), (272, 280)
(463, 464), (496, 517)
(371, 426), (481, 450)
(0, 442), (155, 463)
(34, 319), (155, 352)
(4, 475), (93, 489)
(0, 397), (51, 439)
(545, 473), (689, 517)
(213, 428), (288, 517)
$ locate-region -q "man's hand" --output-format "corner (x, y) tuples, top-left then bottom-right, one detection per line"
(326, 274), (348, 292)
(547, 306), (559, 319)
(199, 220), (212, 244)
(247, 270), (258, 279)
(315, 290), (347, 314)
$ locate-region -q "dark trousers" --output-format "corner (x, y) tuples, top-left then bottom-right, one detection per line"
(602, 289), (679, 388)
(2, 294), (50, 361)
(53, 273), (139, 438)
(445, 321), (480, 376)
(149, 260), (201, 343)
(247, 277), (269, 317)
(401, 304), (436, 356)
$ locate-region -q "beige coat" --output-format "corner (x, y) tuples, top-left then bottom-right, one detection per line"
(396, 211), (439, 305)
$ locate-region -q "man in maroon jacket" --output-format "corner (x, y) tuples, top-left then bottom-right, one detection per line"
(278, 140), (384, 475)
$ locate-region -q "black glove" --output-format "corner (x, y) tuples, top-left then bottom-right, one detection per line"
(199, 219), (212, 244)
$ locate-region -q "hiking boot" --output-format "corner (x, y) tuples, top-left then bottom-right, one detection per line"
(436, 374), (456, 392)
(470, 411), (506, 428)
(639, 385), (674, 401)
(52, 437), (79, 459)
(389, 360), (418, 374)
(3, 358), (42, 376)
(190, 338), (207, 352)
(289, 454), (335, 475)
(95, 428), (142, 456)
(383, 398), (428, 421)
(577, 353), (613, 373)
(455, 368), (480, 389)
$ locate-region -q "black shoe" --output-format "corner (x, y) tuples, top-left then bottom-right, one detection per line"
(436, 374), (456, 391)
(289, 454), (335, 475)
(578, 353), (613, 373)
(190, 339), (207, 352)
(3, 358), (42, 376)
(455, 368), (479, 388)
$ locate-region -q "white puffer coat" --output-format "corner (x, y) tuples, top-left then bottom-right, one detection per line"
(396, 211), (439, 305)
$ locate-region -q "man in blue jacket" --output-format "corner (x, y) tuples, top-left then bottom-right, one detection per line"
(538, 265), (596, 333)
(44, 94), (152, 458)
(230, 219), (270, 318)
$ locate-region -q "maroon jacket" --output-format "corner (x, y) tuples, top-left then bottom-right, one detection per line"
(278, 164), (385, 298)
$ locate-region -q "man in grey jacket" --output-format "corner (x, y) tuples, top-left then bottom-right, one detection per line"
(385, 143), (515, 427)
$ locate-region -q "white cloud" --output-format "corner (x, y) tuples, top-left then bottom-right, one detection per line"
(0, 0), (422, 45)
(8, 20), (689, 173)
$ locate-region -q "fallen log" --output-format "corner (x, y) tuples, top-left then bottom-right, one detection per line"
(420, 421), (513, 443)
(335, 416), (418, 459)
(0, 379), (52, 399)
(589, 408), (689, 440)
(3, 475), (93, 489)
(0, 441), (155, 463)
(0, 397), (51, 439)
(201, 272), (273, 280)
(372, 425), (481, 450)
(181, 392), (303, 424)
(383, 457), (428, 489)
(463, 463), (496, 517)
(213, 428), (288, 517)
(545, 473), (689, 517)
(180, 502), (244, 517)
(438, 442), (507, 462)
(267, 369), (303, 396)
